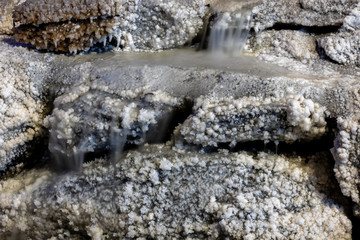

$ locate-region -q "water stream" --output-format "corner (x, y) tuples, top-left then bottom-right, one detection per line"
(209, 10), (252, 56)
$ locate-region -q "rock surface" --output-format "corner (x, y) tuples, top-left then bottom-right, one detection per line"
(0, 145), (352, 239)
(13, 0), (205, 53)
(0, 37), (52, 171)
(317, 3), (360, 66)
(180, 95), (327, 147)
(247, 30), (318, 60)
(2, 0), (360, 239)
(252, 0), (358, 32)
(0, 0), (26, 34)
(46, 86), (185, 170)
(332, 117), (360, 216)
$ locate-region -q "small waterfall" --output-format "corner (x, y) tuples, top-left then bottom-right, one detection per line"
(110, 126), (128, 166)
(208, 2), (254, 56)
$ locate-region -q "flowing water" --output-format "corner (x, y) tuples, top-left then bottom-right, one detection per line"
(208, 0), (259, 56)
(209, 10), (252, 56)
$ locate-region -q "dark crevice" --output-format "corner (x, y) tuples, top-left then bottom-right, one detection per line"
(148, 98), (194, 144)
(0, 135), (50, 179)
(263, 23), (341, 35)
(1, 37), (33, 49)
(351, 210), (360, 240)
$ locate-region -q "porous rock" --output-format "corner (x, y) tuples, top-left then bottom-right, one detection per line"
(317, 3), (360, 66)
(247, 30), (318, 61)
(0, 38), (52, 171)
(331, 117), (360, 216)
(318, 31), (360, 66)
(180, 95), (327, 147)
(0, 144), (352, 239)
(13, 0), (205, 53)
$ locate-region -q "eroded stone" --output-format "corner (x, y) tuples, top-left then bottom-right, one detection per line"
(0, 145), (352, 239)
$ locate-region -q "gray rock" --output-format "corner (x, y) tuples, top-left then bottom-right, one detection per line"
(247, 30), (318, 61)
(331, 117), (360, 216)
(252, 0), (358, 32)
(317, 3), (360, 66)
(318, 31), (360, 66)
(180, 95), (327, 147)
(44, 49), (360, 165)
(0, 37), (52, 171)
(0, 144), (352, 239)
(45, 86), (185, 170)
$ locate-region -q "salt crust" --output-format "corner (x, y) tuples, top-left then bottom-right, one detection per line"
(332, 117), (360, 211)
(247, 30), (318, 61)
(45, 85), (182, 162)
(0, 39), (52, 170)
(317, 2), (360, 66)
(0, 144), (352, 239)
(13, 0), (205, 53)
(181, 95), (327, 147)
(252, 0), (358, 32)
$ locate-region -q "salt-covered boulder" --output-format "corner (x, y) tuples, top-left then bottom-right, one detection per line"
(331, 117), (360, 217)
(0, 38), (52, 172)
(317, 3), (360, 66)
(13, 0), (205, 53)
(180, 95), (327, 147)
(0, 144), (352, 239)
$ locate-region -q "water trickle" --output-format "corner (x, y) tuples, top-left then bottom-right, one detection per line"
(275, 140), (279, 154)
(110, 126), (128, 166)
(208, 0), (259, 56)
(209, 10), (252, 56)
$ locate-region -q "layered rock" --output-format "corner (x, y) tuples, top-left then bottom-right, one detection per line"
(2, 0), (360, 239)
(0, 145), (352, 239)
(13, 0), (205, 53)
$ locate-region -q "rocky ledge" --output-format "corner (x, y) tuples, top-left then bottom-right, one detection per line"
(1, 0), (360, 239)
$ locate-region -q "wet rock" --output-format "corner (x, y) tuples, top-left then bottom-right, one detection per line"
(0, 144), (352, 239)
(13, 0), (205, 53)
(45, 86), (184, 170)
